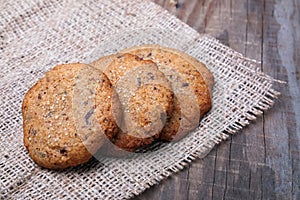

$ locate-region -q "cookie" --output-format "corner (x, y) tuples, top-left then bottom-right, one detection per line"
(91, 54), (174, 154)
(122, 46), (213, 141)
(22, 63), (120, 169)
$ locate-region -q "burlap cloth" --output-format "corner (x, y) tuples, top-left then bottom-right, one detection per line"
(0, 0), (280, 199)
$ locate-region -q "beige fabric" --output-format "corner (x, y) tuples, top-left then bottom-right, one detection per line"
(0, 0), (280, 199)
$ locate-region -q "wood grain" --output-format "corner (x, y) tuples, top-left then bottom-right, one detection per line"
(134, 0), (300, 199)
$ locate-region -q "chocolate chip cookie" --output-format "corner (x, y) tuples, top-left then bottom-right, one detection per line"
(22, 63), (120, 169)
(122, 46), (213, 141)
(91, 54), (174, 154)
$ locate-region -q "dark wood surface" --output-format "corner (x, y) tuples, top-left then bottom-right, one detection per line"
(135, 0), (300, 199)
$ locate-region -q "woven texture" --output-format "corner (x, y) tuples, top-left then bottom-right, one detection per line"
(0, 0), (280, 199)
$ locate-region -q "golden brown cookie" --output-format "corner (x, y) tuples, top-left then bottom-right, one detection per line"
(122, 46), (213, 141)
(91, 54), (174, 154)
(22, 63), (120, 169)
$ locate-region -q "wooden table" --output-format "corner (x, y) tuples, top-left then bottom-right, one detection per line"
(135, 0), (300, 199)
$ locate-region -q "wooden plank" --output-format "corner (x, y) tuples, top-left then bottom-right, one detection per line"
(262, 0), (300, 199)
(135, 0), (300, 199)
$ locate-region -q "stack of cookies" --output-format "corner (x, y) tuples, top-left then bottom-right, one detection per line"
(22, 45), (214, 169)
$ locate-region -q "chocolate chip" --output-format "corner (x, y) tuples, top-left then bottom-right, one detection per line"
(59, 148), (68, 156)
(148, 72), (154, 80)
(85, 107), (95, 125)
(147, 52), (152, 57)
(153, 86), (157, 90)
(182, 83), (189, 87)
(117, 55), (124, 58)
(38, 94), (42, 99)
(137, 77), (141, 87)
(29, 128), (37, 136)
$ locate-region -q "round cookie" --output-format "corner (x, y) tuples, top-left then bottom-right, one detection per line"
(22, 63), (120, 169)
(91, 54), (174, 154)
(121, 46), (213, 142)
